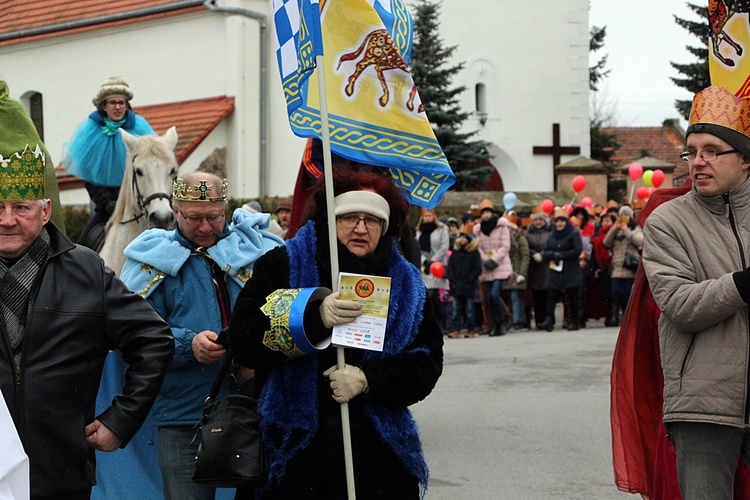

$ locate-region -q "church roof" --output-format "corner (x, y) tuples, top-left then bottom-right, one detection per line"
(0, 0), (206, 48)
(57, 95), (235, 189)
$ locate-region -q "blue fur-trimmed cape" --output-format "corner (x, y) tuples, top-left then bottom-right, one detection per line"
(259, 221), (430, 494)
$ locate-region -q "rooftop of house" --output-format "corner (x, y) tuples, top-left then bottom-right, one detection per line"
(603, 120), (688, 181)
(1, 1), (205, 48)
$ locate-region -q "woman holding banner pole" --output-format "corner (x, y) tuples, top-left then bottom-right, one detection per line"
(228, 166), (444, 499)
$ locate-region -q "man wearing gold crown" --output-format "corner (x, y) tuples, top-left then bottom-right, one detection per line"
(120, 172), (283, 498)
(0, 83), (174, 499)
(642, 85), (750, 498)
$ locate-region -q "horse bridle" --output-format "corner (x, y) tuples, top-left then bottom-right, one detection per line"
(120, 155), (173, 225)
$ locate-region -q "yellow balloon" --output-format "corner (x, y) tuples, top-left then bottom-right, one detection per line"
(642, 170), (654, 187)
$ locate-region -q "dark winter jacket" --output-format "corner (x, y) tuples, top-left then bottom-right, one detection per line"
(525, 221), (552, 291)
(446, 235), (481, 297)
(542, 219), (583, 291)
(0, 222), (173, 498)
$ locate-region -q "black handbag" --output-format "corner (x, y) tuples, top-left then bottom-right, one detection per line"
(623, 252), (640, 272)
(192, 354), (263, 488)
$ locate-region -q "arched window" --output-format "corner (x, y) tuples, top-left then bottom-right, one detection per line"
(29, 92), (44, 141)
(475, 83), (487, 125)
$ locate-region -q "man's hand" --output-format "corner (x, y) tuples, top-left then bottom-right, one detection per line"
(515, 274), (526, 284)
(86, 419), (121, 452)
(323, 364), (368, 403)
(192, 330), (227, 364)
(319, 292), (363, 329)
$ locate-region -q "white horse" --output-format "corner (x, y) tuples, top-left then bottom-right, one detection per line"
(99, 127), (179, 274)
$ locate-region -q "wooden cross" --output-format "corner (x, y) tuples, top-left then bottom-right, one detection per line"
(533, 123), (581, 167)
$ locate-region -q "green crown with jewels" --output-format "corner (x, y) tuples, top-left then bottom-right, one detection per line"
(0, 144), (45, 201)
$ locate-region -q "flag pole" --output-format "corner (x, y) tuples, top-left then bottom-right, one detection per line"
(315, 53), (358, 500)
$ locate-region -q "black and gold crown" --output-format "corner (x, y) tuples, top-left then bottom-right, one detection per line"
(172, 177), (228, 202)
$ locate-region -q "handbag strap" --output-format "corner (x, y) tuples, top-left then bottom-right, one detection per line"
(205, 333), (233, 404)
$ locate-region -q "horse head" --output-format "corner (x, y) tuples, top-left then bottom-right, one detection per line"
(117, 126), (179, 230)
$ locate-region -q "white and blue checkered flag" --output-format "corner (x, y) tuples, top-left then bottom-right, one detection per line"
(273, 0), (324, 114)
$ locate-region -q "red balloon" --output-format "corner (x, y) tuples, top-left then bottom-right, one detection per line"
(572, 175), (586, 193)
(629, 163), (643, 181)
(430, 261), (445, 279)
(580, 196), (593, 208)
(652, 169), (665, 188)
(541, 199), (554, 214)
(562, 203), (573, 215)
(636, 186), (650, 200)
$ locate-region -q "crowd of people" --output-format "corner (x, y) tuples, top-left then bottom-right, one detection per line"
(426, 198), (643, 338)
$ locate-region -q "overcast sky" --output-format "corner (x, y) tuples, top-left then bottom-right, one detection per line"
(589, 1), (701, 127)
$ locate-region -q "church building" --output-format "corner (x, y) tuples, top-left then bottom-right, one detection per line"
(0, 0), (590, 203)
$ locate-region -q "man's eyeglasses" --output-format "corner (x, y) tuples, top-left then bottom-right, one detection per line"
(105, 100), (127, 108)
(177, 209), (225, 225)
(336, 214), (383, 230)
(680, 149), (738, 163)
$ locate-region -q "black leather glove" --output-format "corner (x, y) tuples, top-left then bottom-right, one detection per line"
(733, 268), (750, 303)
(423, 260), (432, 275)
(483, 259), (499, 271)
(553, 252), (563, 261)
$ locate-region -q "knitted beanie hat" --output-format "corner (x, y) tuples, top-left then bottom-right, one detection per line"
(334, 190), (390, 232)
(92, 75), (134, 106)
(618, 205), (634, 217)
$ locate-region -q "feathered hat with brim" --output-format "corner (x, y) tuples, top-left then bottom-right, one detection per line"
(0, 81), (46, 201)
(686, 85), (750, 158)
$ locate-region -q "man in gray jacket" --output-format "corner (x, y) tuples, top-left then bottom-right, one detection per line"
(642, 85), (750, 499)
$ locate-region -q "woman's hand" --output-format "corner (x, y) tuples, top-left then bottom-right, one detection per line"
(323, 364), (368, 403)
(319, 292), (363, 328)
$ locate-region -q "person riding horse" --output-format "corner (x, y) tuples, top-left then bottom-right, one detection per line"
(61, 75), (155, 250)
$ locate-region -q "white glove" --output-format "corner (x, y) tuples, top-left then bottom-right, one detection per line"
(532, 252), (543, 263)
(319, 292), (363, 329)
(323, 364), (368, 403)
(515, 274), (526, 284)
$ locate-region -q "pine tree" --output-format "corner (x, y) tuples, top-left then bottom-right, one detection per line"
(410, 0), (491, 190)
(671, 3), (709, 119)
(588, 26), (623, 201)
(589, 26), (610, 92)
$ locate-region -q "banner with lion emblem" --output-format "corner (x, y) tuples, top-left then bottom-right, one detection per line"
(273, 0), (454, 208)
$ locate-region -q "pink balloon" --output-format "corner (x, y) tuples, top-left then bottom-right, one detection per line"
(580, 196), (593, 208)
(572, 175), (586, 193)
(636, 186), (650, 200)
(562, 203), (573, 215)
(430, 261), (445, 279)
(652, 169), (665, 188)
(541, 199), (554, 214)
(629, 163), (643, 181)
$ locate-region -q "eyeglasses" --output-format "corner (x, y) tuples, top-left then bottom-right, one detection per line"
(680, 149), (738, 163)
(336, 214), (384, 230)
(105, 100), (127, 108)
(177, 209), (225, 225)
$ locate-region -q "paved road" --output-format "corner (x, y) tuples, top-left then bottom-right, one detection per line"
(412, 322), (636, 499)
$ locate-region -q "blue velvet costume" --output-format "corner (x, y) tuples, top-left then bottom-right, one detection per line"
(62, 109), (154, 186)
